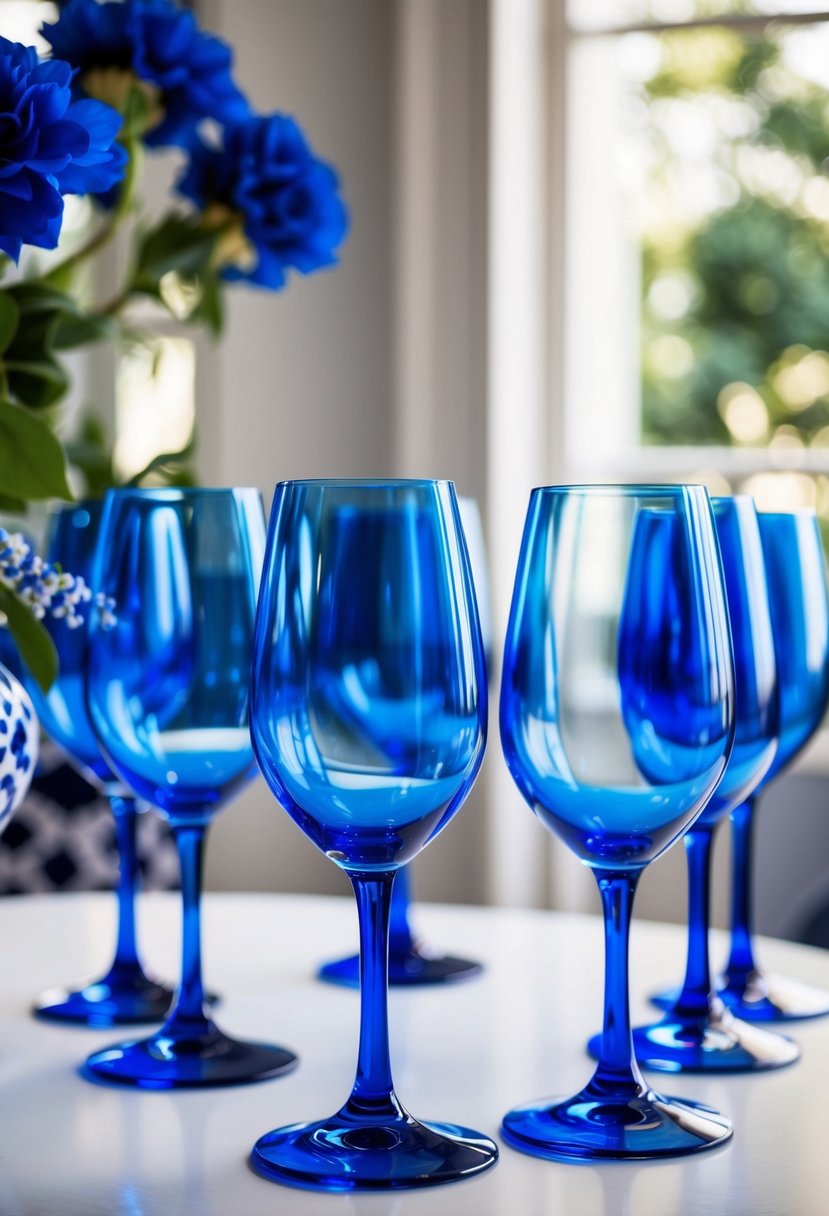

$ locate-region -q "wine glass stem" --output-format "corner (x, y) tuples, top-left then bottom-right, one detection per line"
(348, 870), (397, 1115)
(389, 865), (414, 955)
(593, 868), (645, 1092)
(676, 824), (716, 1017)
(171, 823), (209, 1026)
(110, 793), (140, 969)
(726, 797), (758, 981)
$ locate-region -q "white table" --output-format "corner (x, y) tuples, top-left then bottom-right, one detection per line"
(1, 892), (827, 1216)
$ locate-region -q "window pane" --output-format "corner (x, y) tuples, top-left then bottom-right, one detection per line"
(114, 338), (195, 481)
(2, 2), (57, 50)
(617, 21), (829, 447)
(570, 2), (829, 33)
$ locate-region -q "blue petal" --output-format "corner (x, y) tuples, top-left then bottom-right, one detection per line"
(56, 140), (127, 195)
(29, 58), (75, 90)
(0, 172), (33, 201)
(29, 118), (90, 170)
(0, 234), (23, 262)
(65, 98), (123, 152)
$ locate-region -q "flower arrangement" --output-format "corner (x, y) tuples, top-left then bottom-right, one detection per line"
(0, 0), (348, 688)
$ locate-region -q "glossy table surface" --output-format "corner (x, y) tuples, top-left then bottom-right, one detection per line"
(1, 891), (828, 1216)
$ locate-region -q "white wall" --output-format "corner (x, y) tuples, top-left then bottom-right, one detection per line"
(198, 1), (496, 906)
(197, 0), (393, 899)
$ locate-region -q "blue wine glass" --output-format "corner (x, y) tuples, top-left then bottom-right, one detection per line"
(500, 484), (734, 1162)
(316, 496), (489, 989)
(317, 865), (483, 986)
(620, 496), (798, 1072)
(82, 488), (297, 1088)
(718, 510), (829, 1020)
(27, 500), (174, 1027)
(249, 480), (498, 1190)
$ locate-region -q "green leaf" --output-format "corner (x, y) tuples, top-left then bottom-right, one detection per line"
(0, 292), (20, 353)
(2, 288), (75, 409)
(5, 355), (70, 408)
(7, 281), (82, 319)
(53, 311), (117, 350)
(0, 401), (73, 500)
(0, 585), (58, 692)
(194, 273), (224, 337)
(133, 215), (220, 294)
(0, 493), (26, 513)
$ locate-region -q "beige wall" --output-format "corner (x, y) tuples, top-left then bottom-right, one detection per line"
(198, 0), (394, 899)
(197, 1), (495, 907)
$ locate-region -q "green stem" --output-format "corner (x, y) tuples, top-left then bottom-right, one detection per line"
(96, 285), (133, 319)
(45, 136), (143, 287)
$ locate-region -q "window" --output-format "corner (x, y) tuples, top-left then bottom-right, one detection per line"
(486, 2), (829, 907)
(564, 1), (829, 536)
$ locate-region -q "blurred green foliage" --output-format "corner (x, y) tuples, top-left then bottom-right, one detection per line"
(639, 23), (829, 448)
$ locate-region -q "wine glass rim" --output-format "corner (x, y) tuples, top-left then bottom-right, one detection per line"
(45, 496), (104, 516)
(710, 493), (753, 507)
(529, 482), (706, 496)
(275, 478), (455, 490)
(757, 507), (817, 519)
(102, 486), (260, 499)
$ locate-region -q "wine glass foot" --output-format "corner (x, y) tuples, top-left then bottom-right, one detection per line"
(318, 948), (483, 989)
(718, 972), (829, 1023)
(606, 1011), (800, 1073)
(33, 965), (175, 1027)
(649, 983), (681, 1013)
(250, 1107), (498, 1191)
(83, 1022), (298, 1088)
(500, 1084), (732, 1162)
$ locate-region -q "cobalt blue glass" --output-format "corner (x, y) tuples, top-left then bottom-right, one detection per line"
(500, 485), (735, 1162)
(249, 480), (498, 1190)
(619, 496), (798, 1072)
(82, 488), (297, 1087)
(719, 510), (829, 1021)
(316, 497), (489, 990)
(27, 501), (174, 1027)
(317, 865), (483, 987)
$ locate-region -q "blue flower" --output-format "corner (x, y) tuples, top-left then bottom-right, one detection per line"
(41, 0), (134, 73)
(42, 0), (250, 150)
(0, 37), (126, 261)
(178, 114), (348, 290)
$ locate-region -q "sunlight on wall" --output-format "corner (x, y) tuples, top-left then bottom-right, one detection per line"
(114, 338), (195, 481)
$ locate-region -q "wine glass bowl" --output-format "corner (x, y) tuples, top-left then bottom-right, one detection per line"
(27, 500), (173, 1027)
(251, 486), (486, 869)
(82, 487), (297, 1087)
(316, 496), (490, 988)
(499, 484), (735, 1161)
(249, 480), (497, 1190)
(627, 495), (799, 1072)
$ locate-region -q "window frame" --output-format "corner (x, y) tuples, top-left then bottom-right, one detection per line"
(482, 0), (829, 910)
(561, 2), (829, 483)
(556, 1), (829, 777)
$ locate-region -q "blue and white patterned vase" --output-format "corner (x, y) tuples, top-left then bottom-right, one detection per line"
(0, 662), (38, 835)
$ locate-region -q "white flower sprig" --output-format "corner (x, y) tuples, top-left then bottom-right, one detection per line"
(0, 527), (93, 629)
(95, 592), (118, 631)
